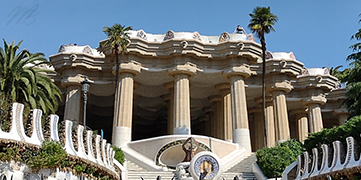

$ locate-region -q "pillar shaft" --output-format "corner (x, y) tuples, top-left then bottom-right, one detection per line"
(224, 94), (233, 141)
(64, 86), (82, 123)
(272, 90), (290, 142)
(308, 103), (323, 133)
(230, 75), (251, 151)
(265, 100), (275, 147)
(168, 94), (174, 134)
(173, 74), (191, 135)
(113, 73), (135, 147)
(296, 113), (308, 143)
(164, 83), (175, 135)
(254, 111), (265, 150)
(338, 114), (348, 125)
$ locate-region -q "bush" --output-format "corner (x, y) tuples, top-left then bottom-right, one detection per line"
(304, 115), (361, 153)
(256, 139), (305, 178)
(112, 145), (125, 165)
(26, 140), (67, 169)
(0, 140), (119, 179)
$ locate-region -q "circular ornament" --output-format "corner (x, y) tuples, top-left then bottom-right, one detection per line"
(189, 151), (222, 180)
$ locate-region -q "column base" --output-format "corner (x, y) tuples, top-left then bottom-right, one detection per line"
(173, 127), (191, 135)
(233, 128), (251, 152)
(112, 126), (131, 148)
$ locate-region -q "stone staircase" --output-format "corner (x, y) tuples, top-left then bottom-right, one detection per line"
(126, 154), (257, 180)
(127, 160), (175, 180)
(220, 154), (257, 180)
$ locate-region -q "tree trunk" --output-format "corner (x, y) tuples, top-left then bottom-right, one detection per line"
(260, 34), (268, 147)
(114, 44), (119, 89)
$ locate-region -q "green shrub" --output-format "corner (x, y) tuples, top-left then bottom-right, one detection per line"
(256, 139), (305, 178)
(304, 115), (361, 153)
(0, 140), (119, 179)
(25, 140), (67, 169)
(112, 145), (124, 165)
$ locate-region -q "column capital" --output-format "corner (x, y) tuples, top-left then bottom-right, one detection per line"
(161, 94), (171, 101)
(302, 95), (327, 106)
(61, 75), (91, 88)
(113, 61), (142, 76)
(333, 109), (350, 116)
(204, 106), (215, 113)
(168, 62), (197, 77)
(289, 109), (308, 116)
(255, 95), (273, 104)
(164, 81), (174, 90)
(223, 65), (252, 79)
(270, 81), (293, 93)
(215, 83), (230, 95)
(208, 95), (222, 103)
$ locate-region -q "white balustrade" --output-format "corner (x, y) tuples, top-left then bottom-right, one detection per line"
(309, 148), (320, 178)
(284, 135), (361, 179)
(319, 144), (332, 175)
(0, 103), (122, 179)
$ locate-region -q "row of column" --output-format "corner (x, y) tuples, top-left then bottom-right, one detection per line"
(62, 62), (343, 151)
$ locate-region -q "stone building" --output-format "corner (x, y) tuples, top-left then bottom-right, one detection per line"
(49, 29), (347, 170)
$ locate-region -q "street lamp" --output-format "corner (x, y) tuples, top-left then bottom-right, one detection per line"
(81, 77), (91, 128)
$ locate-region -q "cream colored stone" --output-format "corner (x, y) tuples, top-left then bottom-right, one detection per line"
(228, 74), (251, 151)
(64, 86), (81, 123)
(272, 90), (290, 142)
(303, 95), (326, 133)
(173, 73), (192, 135)
(296, 112), (308, 143)
(265, 99), (276, 147)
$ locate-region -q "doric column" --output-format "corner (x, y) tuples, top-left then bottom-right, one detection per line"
(271, 81), (293, 142)
(169, 63), (197, 135)
(253, 109), (265, 150)
(164, 82), (175, 134)
(333, 109), (349, 125)
(62, 75), (85, 123)
(112, 61), (141, 147)
(224, 65), (252, 151)
(209, 95), (223, 139)
(265, 96), (276, 147)
(216, 83), (232, 141)
(204, 107), (214, 137)
(256, 96), (275, 147)
(295, 111), (308, 143)
(304, 96), (326, 133)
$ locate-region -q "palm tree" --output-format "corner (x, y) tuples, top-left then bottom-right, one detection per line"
(248, 7), (278, 147)
(0, 40), (62, 117)
(100, 24), (132, 88)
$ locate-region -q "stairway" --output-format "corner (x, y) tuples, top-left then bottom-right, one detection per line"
(127, 171), (175, 180)
(220, 154), (257, 180)
(126, 154), (258, 180)
(127, 160), (175, 180)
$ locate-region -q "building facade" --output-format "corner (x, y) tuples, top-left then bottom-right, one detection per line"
(49, 29), (347, 153)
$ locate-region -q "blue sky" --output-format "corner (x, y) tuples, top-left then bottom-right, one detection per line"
(1, 0), (360, 69)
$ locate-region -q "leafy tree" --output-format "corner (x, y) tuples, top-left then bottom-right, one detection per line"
(0, 40), (61, 118)
(304, 115), (361, 153)
(256, 139), (304, 178)
(329, 65), (346, 80)
(99, 24), (132, 88)
(343, 15), (361, 117)
(248, 7), (278, 146)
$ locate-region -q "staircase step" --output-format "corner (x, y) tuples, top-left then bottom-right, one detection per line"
(225, 154), (256, 173)
(128, 171), (175, 180)
(127, 160), (145, 171)
(219, 172), (256, 180)
(126, 153), (258, 180)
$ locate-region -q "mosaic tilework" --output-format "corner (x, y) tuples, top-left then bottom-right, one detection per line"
(155, 139), (211, 167)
